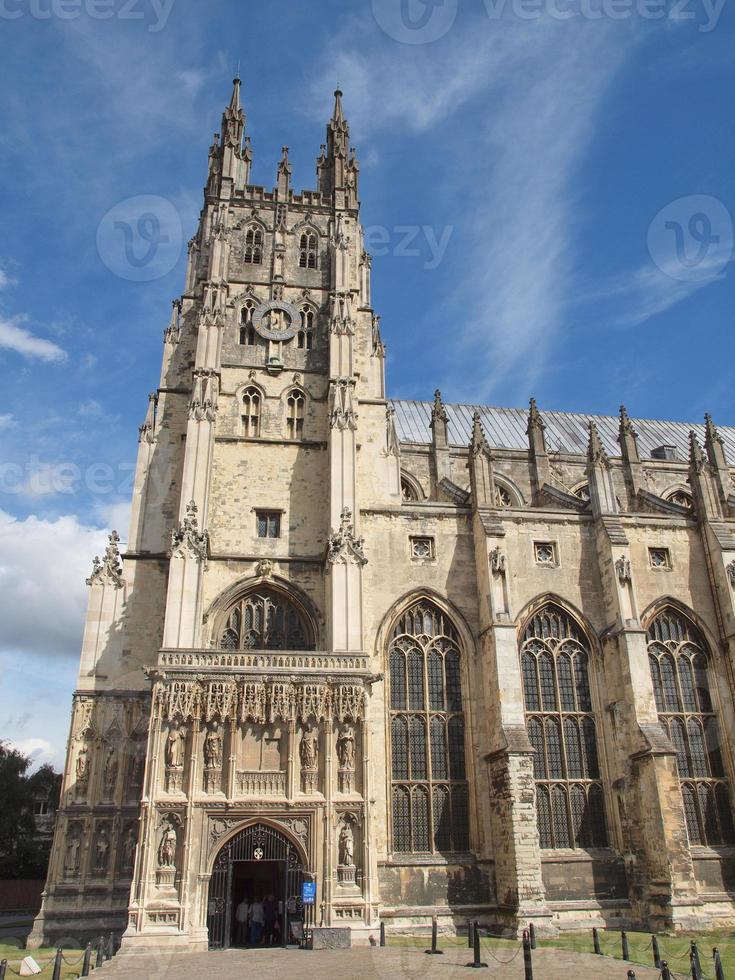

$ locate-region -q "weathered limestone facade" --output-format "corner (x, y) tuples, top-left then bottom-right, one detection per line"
(31, 82), (735, 950)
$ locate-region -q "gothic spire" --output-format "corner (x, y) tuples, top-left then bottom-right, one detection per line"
(319, 88), (358, 206)
(277, 145), (292, 197)
(689, 430), (707, 474)
(526, 397), (545, 435)
(587, 420), (610, 468)
(618, 404), (637, 441)
(332, 87), (347, 128)
(618, 404), (642, 499)
(704, 414), (734, 508)
(471, 411), (489, 456)
(221, 76), (244, 150)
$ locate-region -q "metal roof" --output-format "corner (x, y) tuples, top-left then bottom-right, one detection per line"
(390, 400), (735, 462)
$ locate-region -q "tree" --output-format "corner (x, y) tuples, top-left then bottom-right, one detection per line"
(0, 742), (59, 878)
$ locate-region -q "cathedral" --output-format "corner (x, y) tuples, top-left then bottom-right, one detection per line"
(30, 79), (735, 951)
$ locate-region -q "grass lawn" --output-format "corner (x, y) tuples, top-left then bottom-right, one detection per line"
(0, 942), (88, 978)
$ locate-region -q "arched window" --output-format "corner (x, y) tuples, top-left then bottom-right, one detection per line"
(664, 489), (694, 511)
(401, 475), (419, 503)
(219, 587), (314, 651)
(241, 386), (261, 437)
(239, 303), (256, 346)
(521, 603), (607, 849)
(572, 483), (590, 503)
(244, 226), (263, 265)
(495, 484), (513, 508)
(389, 599), (469, 854)
(286, 389), (305, 440)
(647, 607), (734, 845)
(297, 306), (315, 350)
(299, 231), (318, 270)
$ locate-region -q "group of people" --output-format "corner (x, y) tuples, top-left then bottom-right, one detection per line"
(234, 893), (281, 946)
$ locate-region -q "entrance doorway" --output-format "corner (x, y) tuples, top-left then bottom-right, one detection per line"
(207, 822), (310, 949)
(230, 860), (281, 947)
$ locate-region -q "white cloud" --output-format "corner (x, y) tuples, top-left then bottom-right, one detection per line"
(7, 737), (55, 765)
(93, 499), (131, 537)
(0, 414), (14, 429)
(0, 315), (67, 363)
(307, 12), (636, 400)
(0, 509), (108, 658)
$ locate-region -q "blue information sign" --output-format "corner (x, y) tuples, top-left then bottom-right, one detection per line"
(302, 881), (316, 905)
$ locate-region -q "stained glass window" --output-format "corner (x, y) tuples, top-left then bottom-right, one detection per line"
(389, 600), (469, 853)
(521, 604), (608, 849)
(647, 608), (734, 846)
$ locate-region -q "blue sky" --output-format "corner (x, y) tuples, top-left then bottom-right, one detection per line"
(0, 0), (733, 768)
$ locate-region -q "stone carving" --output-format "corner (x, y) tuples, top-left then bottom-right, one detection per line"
(329, 378), (358, 430)
(64, 824), (83, 876)
(129, 749), (145, 796)
(616, 555), (632, 585)
(203, 721), (223, 794)
(169, 500), (209, 563)
(74, 743), (90, 801)
(337, 726), (356, 793)
(188, 369), (219, 422)
(255, 558), (273, 578)
(489, 547), (506, 573)
(202, 681), (238, 723)
(121, 825), (137, 874)
(86, 531), (124, 589)
(330, 292), (355, 335)
(93, 825), (110, 876)
(300, 726), (319, 794)
(165, 723), (186, 794)
(326, 508), (367, 566)
(158, 823), (177, 868)
(296, 683), (331, 723)
(727, 560), (735, 587)
(240, 682), (267, 724)
(338, 821), (354, 867)
(103, 745), (118, 799)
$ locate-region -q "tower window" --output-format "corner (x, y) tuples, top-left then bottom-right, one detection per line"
(647, 608), (734, 846)
(256, 511), (281, 538)
(521, 604), (608, 849)
(239, 303), (256, 345)
(286, 389), (305, 440)
(389, 600), (469, 854)
(244, 226), (263, 265)
(299, 232), (318, 270)
(297, 307), (315, 350)
(241, 386), (261, 438)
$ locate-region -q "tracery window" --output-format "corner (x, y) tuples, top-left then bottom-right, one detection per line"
(647, 608), (734, 845)
(241, 386), (261, 437)
(239, 303), (257, 345)
(219, 588), (314, 651)
(389, 600), (469, 854)
(299, 231), (318, 269)
(401, 475), (419, 502)
(495, 484), (513, 508)
(297, 307), (315, 350)
(286, 389), (305, 440)
(521, 604), (607, 849)
(573, 483), (590, 502)
(665, 489), (694, 511)
(243, 226), (263, 264)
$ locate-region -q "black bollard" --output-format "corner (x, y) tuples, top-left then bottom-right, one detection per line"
(622, 930), (630, 961)
(468, 920), (474, 948)
(81, 943), (92, 976)
(107, 931), (115, 959)
(691, 940), (703, 980)
(425, 915), (443, 955)
(626, 972), (636, 980)
(661, 960), (672, 980)
(593, 927), (602, 955)
(96, 936), (104, 968)
(52, 948), (63, 980)
(0, 960), (6, 980)
(652, 935), (662, 969)
(466, 920), (487, 969)
(523, 931), (534, 980)
(529, 922), (537, 950)
(714, 947), (726, 980)
(379, 921), (386, 947)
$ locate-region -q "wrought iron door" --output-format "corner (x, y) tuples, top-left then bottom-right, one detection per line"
(207, 822), (308, 948)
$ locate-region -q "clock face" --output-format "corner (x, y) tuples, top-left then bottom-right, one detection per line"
(252, 299), (299, 341)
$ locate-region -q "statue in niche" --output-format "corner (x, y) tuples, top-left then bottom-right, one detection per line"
(64, 829), (82, 875)
(165, 723), (186, 769)
(129, 751), (145, 793)
(103, 745), (118, 798)
(299, 726), (318, 770)
(75, 744), (89, 787)
(204, 721), (223, 769)
(339, 821), (354, 867)
(94, 826), (110, 875)
(337, 727), (355, 770)
(121, 825), (137, 873)
(158, 824), (177, 868)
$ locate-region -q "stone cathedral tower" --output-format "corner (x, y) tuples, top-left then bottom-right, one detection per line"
(32, 80), (735, 951)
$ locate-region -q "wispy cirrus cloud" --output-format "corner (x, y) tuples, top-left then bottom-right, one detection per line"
(306, 10), (635, 402)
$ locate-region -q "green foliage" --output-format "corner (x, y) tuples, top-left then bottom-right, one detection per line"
(0, 741), (58, 878)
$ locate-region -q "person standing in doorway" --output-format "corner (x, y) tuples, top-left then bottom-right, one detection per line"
(263, 892), (278, 945)
(234, 895), (250, 946)
(249, 895), (265, 946)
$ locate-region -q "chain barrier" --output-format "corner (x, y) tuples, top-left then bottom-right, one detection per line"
(482, 942), (524, 965)
(60, 950), (87, 966)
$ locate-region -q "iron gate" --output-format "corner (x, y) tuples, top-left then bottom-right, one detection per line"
(207, 822), (309, 948)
